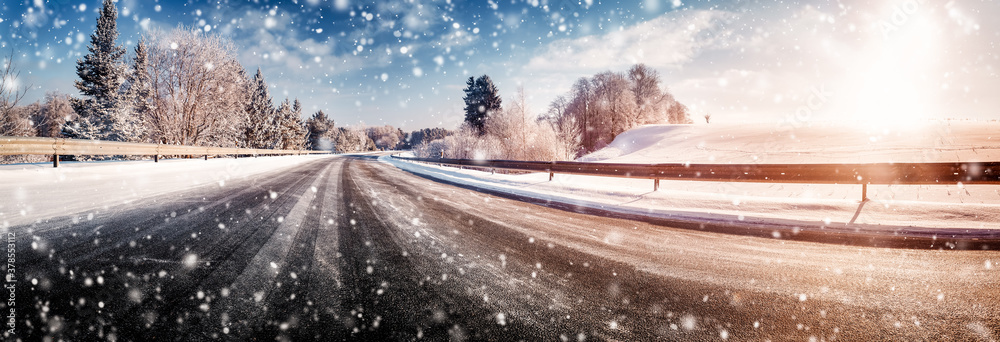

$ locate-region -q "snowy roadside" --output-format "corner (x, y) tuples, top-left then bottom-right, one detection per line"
(381, 154), (1000, 235)
(0, 155), (337, 228)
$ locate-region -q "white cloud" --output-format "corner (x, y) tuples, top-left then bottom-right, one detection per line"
(433, 28), (478, 49)
(513, 9), (739, 118)
(226, 9), (370, 75)
(375, 0), (443, 32)
(21, 2), (49, 28)
(525, 10), (732, 73)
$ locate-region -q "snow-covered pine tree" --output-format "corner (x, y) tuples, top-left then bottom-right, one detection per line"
(277, 98), (292, 148)
(240, 68), (277, 149)
(305, 110), (334, 150)
(478, 76), (502, 121)
(462, 75), (502, 135)
(124, 38), (154, 141)
(462, 76), (479, 132)
(70, 0), (131, 142)
(275, 98), (306, 150)
(287, 98), (306, 149)
(333, 127), (377, 153)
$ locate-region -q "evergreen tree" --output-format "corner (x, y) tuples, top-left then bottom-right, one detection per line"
(462, 75), (501, 135)
(240, 68), (276, 148)
(275, 98), (306, 149)
(305, 110), (334, 150)
(125, 38), (154, 141)
(288, 99), (307, 148)
(462, 77), (477, 131)
(406, 127), (450, 148)
(70, 0), (130, 141)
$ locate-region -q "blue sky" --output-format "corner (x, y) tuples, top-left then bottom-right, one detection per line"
(2, 0), (998, 131)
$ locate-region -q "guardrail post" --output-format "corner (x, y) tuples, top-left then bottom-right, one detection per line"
(154, 154), (159, 163)
(204, 155), (208, 161)
(654, 178), (660, 191)
(53, 154), (59, 168)
(549, 171), (554, 181)
(862, 183), (868, 202)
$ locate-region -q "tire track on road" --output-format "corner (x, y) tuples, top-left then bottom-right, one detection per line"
(15, 158), (334, 340)
(337, 158), (538, 341)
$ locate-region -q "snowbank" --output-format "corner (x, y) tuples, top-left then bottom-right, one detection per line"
(0, 155), (337, 228)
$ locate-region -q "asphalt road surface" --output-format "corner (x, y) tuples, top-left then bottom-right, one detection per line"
(6, 155), (999, 341)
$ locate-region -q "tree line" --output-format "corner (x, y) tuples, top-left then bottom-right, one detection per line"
(65, 0), (307, 151)
(4, 0), (690, 163)
(415, 64), (692, 160)
(0, 0), (444, 162)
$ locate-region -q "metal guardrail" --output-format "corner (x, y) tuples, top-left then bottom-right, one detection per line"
(0, 136), (329, 167)
(391, 155), (1000, 201)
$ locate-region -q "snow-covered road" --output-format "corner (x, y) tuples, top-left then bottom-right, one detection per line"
(2, 155), (998, 340)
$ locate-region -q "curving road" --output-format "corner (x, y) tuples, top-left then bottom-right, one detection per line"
(6, 155), (999, 340)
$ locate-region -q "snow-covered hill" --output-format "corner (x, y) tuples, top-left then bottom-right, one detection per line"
(579, 121), (1000, 164)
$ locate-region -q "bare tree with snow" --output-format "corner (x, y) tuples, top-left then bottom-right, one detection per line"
(333, 126), (377, 153)
(628, 63), (665, 125)
(552, 64), (693, 156)
(366, 125), (405, 151)
(34, 92), (77, 138)
(1, 49), (30, 137)
(543, 95), (582, 159)
(593, 71), (638, 141)
(143, 27), (246, 146)
(566, 77), (597, 153)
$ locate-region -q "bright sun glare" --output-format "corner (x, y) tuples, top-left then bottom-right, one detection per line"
(847, 5), (941, 128)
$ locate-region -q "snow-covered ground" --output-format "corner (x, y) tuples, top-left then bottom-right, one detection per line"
(580, 120), (1000, 164)
(384, 121), (1000, 232)
(0, 155), (337, 228)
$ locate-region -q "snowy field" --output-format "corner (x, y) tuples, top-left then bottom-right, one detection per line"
(580, 120), (1000, 164)
(384, 121), (1000, 232)
(0, 155), (337, 228)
